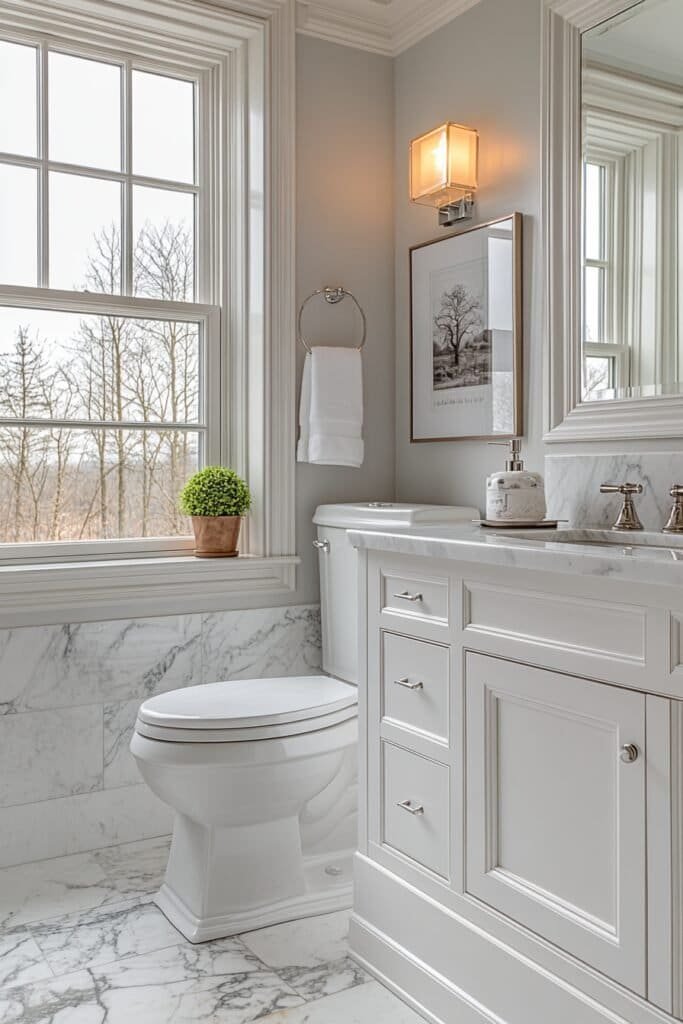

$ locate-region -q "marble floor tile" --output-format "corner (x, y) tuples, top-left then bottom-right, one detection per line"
(258, 980), (426, 1023)
(92, 835), (171, 901)
(0, 851), (117, 929)
(0, 940), (305, 1024)
(240, 910), (369, 1002)
(240, 910), (352, 968)
(0, 927), (52, 991)
(29, 896), (182, 975)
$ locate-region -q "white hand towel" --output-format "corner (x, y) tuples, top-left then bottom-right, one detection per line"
(297, 346), (364, 468)
(297, 353), (312, 463)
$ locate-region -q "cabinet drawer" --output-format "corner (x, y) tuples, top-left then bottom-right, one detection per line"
(382, 741), (449, 878)
(380, 569), (449, 625)
(382, 632), (449, 744)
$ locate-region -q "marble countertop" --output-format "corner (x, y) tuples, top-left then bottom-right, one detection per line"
(348, 523), (683, 589)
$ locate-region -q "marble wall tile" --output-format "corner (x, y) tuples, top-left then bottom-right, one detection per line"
(104, 699), (143, 790)
(0, 614), (202, 715)
(546, 452), (683, 530)
(0, 784), (172, 869)
(201, 605), (322, 683)
(0, 705), (102, 808)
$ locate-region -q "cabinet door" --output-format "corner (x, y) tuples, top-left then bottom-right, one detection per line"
(465, 653), (646, 995)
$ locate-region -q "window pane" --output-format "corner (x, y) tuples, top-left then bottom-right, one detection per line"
(0, 40), (37, 157)
(583, 356), (613, 401)
(0, 307), (200, 423)
(584, 162), (604, 262)
(49, 173), (121, 292)
(133, 186), (195, 300)
(583, 265), (604, 343)
(49, 52), (122, 171)
(0, 426), (199, 542)
(132, 70), (194, 183)
(0, 164), (37, 286)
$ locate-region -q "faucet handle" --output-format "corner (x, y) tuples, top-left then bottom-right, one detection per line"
(599, 482), (643, 496)
(599, 482), (644, 532)
(663, 485), (683, 534)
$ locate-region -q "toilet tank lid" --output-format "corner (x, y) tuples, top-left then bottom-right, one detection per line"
(137, 675), (357, 730)
(313, 502), (479, 529)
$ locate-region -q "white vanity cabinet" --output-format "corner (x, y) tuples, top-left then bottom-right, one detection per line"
(352, 546), (683, 1024)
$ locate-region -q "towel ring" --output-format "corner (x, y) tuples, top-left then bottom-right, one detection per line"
(297, 286), (367, 355)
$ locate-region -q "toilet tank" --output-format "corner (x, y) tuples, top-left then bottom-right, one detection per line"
(312, 502), (479, 685)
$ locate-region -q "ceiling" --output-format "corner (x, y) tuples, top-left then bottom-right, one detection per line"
(295, 0), (483, 56)
(583, 0), (683, 86)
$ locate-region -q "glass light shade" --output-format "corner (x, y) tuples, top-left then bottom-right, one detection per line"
(410, 122), (478, 208)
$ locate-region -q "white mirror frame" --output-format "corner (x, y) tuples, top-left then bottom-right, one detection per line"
(543, 0), (683, 442)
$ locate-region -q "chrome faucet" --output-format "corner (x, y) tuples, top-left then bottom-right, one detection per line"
(663, 485), (683, 534)
(599, 482), (644, 531)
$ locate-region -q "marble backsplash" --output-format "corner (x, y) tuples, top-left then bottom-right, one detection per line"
(546, 452), (683, 530)
(0, 605), (321, 869)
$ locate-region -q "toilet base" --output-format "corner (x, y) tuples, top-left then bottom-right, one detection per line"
(156, 849), (353, 942)
(155, 810), (353, 942)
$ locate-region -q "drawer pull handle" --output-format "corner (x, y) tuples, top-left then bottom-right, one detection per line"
(620, 743), (639, 764)
(393, 591), (423, 603)
(397, 799), (424, 816)
(393, 677), (424, 691)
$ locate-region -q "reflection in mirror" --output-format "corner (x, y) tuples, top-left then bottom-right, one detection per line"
(581, 0), (682, 402)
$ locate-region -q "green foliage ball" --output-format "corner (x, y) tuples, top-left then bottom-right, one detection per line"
(179, 466), (251, 518)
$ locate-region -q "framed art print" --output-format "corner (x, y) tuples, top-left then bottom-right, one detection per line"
(410, 213), (522, 442)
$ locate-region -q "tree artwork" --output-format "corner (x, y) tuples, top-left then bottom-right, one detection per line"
(0, 221), (200, 543)
(432, 283), (491, 391)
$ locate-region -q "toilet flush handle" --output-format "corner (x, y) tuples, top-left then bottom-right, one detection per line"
(313, 539), (330, 553)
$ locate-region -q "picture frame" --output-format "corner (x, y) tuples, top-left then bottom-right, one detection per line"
(410, 212), (522, 442)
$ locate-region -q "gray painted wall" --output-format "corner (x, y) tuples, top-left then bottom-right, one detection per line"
(294, 35), (396, 603)
(393, 0), (543, 515)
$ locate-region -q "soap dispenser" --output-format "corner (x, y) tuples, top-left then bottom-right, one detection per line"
(485, 439), (546, 523)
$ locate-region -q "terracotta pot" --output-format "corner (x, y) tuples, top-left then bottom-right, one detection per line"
(191, 515), (242, 558)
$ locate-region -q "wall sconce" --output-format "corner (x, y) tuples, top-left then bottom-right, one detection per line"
(409, 122), (479, 226)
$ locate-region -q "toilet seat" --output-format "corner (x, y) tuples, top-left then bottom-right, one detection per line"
(135, 675), (358, 743)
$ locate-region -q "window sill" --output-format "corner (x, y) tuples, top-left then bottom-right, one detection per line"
(0, 554), (300, 628)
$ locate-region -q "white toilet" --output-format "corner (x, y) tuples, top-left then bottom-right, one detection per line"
(131, 502), (476, 942)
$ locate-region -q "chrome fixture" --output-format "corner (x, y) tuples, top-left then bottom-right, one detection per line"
(297, 286), (367, 354)
(393, 591), (423, 603)
(620, 743), (639, 764)
(397, 799), (424, 816)
(393, 677), (424, 691)
(663, 485), (683, 534)
(312, 539), (330, 552)
(599, 482), (644, 531)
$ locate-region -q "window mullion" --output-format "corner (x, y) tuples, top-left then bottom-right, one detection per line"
(122, 57), (133, 296)
(38, 40), (49, 288)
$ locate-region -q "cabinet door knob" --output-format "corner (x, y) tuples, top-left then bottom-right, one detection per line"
(393, 591), (423, 603)
(393, 677), (424, 691)
(397, 799), (424, 816)
(620, 743), (639, 763)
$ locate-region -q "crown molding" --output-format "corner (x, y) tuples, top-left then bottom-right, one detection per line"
(295, 0), (483, 57)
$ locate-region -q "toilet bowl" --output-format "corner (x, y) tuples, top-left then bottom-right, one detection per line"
(131, 675), (357, 942)
(131, 503), (477, 943)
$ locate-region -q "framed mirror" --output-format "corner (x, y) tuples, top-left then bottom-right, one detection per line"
(543, 0), (683, 441)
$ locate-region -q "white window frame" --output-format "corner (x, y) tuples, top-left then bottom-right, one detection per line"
(0, 0), (297, 625)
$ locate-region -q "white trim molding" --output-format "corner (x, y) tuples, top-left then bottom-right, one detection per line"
(295, 0), (483, 57)
(542, 0), (683, 443)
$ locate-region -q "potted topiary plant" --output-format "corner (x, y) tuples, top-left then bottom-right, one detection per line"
(179, 466), (251, 558)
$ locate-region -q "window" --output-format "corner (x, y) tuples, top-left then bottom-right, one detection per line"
(0, 0), (296, 622)
(581, 158), (629, 400)
(0, 33), (218, 552)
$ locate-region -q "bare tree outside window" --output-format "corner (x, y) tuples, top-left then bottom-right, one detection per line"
(0, 220), (200, 543)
